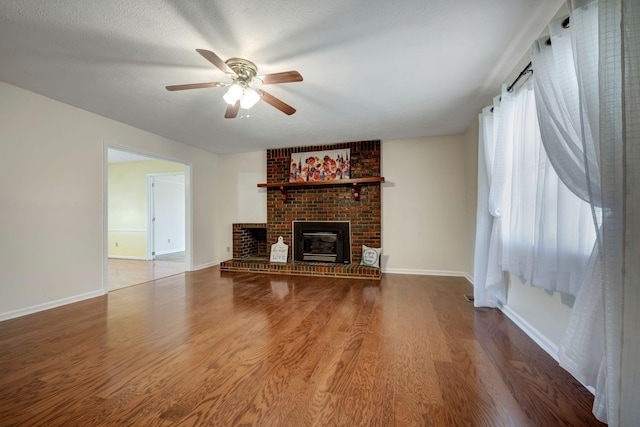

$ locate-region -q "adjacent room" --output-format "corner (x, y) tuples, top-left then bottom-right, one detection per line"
(0, 1), (637, 426)
(107, 148), (187, 290)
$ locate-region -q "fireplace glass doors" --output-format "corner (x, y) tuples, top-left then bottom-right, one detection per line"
(293, 221), (351, 264)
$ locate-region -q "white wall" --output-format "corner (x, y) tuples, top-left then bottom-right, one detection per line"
(381, 136), (469, 276)
(0, 81), (218, 319)
(215, 151), (267, 261)
(108, 160), (185, 258)
(505, 274), (573, 348)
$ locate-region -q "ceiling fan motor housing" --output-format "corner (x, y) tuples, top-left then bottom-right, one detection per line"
(225, 58), (259, 85)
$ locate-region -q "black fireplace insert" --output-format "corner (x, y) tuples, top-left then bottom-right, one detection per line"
(293, 221), (351, 264)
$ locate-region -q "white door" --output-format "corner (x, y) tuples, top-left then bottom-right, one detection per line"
(148, 173), (185, 258)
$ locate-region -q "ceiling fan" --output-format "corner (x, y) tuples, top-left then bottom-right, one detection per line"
(166, 49), (303, 118)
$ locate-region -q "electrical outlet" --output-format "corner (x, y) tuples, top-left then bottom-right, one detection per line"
(227, 246), (231, 252)
(115, 242), (119, 247)
(168, 238), (171, 243)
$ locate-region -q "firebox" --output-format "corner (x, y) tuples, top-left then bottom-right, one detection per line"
(293, 221), (351, 264)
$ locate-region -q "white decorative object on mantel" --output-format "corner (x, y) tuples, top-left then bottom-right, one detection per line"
(270, 236), (289, 263)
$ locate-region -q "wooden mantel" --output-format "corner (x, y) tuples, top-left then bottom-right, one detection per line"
(258, 177), (385, 202)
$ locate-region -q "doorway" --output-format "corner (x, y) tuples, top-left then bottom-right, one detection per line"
(147, 173), (186, 261)
(106, 147), (190, 291)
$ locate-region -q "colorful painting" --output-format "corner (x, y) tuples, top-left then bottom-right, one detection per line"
(290, 149), (351, 182)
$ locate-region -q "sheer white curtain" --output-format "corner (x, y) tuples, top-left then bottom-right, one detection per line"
(473, 97), (508, 308)
(530, 0), (639, 424)
(473, 79), (595, 307)
(598, 1), (639, 424)
(499, 79), (595, 295)
(531, 6), (601, 207)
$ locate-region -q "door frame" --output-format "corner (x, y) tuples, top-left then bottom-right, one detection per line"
(103, 141), (193, 293)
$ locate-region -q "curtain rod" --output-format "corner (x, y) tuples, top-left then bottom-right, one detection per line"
(490, 61), (533, 111)
(491, 15), (570, 110)
(506, 61), (533, 93)
(508, 15), (573, 92)
(505, 17), (570, 93)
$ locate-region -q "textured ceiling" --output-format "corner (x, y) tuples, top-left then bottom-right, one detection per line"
(0, 0), (563, 154)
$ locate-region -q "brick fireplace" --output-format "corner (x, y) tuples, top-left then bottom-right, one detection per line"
(220, 140), (382, 279)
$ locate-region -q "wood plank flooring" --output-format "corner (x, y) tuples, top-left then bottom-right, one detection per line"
(0, 268), (604, 426)
(108, 255), (185, 291)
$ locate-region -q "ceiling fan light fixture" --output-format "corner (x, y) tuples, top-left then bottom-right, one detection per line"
(240, 88), (260, 109)
(166, 50), (301, 118)
(223, 84), (243, 105)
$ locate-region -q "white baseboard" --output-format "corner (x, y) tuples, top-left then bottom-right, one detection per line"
(498, 304), (560, 363)
(155, 248), (186, 256)
(382, 268), (469, 278)
(191, 261), (219, 271)
(498, 304), (595, 395)
(0, 290), (106, 322)
(108, 255), (146, 260)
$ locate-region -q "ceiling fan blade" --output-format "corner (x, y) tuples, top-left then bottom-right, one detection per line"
(196, 49), (236, 76)
(225, 101), (240, 118)
(258, 90), (296, 115)
(165, 82), (225, 91)
(259, 71), (303, 85)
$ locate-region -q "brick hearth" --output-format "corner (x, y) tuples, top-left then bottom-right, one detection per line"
(220, 258), (381, 279)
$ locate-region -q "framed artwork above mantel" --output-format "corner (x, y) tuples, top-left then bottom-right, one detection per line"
(289, 148), (350, 182)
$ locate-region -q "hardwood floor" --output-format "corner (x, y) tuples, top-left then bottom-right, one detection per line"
(0, 268), (603, 426)
(155, 251), (186, 263)
(108, 254), (185, 290)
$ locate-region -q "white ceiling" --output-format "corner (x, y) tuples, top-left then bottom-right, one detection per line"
(0, 0), (563, 154)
